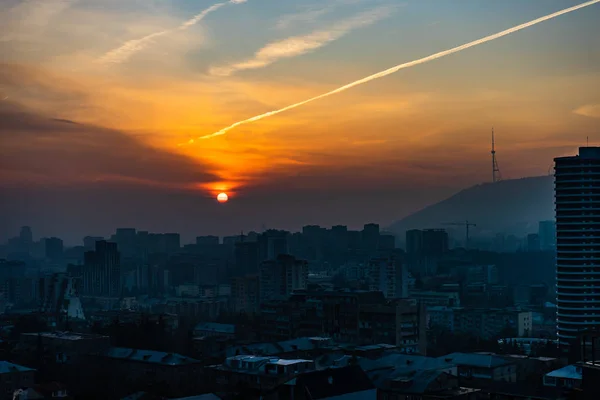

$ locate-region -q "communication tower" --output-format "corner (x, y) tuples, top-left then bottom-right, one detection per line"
(491, 128), (502, 183)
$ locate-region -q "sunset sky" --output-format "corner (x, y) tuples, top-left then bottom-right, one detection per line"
(1, 0), (599, 243)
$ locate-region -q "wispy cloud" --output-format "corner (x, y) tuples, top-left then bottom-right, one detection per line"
(210, 5), (395, 77)
(0, 0), (77, 42)
(275, 0), (363, 30)
(98, 0), (247, 65)
(275, 7), (334, 30)
(574, 103), (600, 118)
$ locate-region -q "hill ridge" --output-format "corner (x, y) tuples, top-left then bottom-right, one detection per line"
(388, 175), (554, 240)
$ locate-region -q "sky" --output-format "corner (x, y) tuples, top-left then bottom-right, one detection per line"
(1, 0), (599, 244)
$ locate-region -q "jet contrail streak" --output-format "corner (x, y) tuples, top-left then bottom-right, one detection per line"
(99, 0), (245, 64)
(186, 0), (600, 143)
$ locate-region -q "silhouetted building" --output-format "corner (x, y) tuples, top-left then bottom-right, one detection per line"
(406, 229), (448, 255)
(196, 235), (219, 246)
(164, 233), (180, 254)
(555, 147), (600, 348)
(378, 233), (396, 251)
(527, 233), (540, 252)
(234, 241), (260, 276)
(112, 228), (137, 257)
(539, 220), (557, 251)
(44, 237), (64, 261)
(362, 223), (380, 252)
(83, 236), (104, 250)
(359, 298), (426, 353)
(258, 230), (289, 261)
(259, 254), (308, 303)
(368, 256), (408, 299)
(231, 274), (259, 315)
(83, 241), (121, 297)
(20, 226), (33, 246)
(406, 229), (448, 276)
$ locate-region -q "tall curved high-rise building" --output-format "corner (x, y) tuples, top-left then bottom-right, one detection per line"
(555, 147), (600, 347)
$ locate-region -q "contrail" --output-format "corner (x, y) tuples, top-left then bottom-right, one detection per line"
(99, 0), (246, 64)
(184, 0), (600, 143)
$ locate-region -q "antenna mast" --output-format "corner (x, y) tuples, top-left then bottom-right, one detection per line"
(491, 128), (502, 183)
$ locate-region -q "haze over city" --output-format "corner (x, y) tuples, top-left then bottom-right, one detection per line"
(2, 0), (600, 243)
(3, 1), (600, 399)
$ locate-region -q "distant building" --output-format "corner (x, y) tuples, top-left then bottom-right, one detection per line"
(20, 226), (33, 245)
(259, 254), (308, 303)
(538, 220), (556, 251)
(406, 229), (448, 255)
(427, 307), (533, 339)
(527, 233), (540, 252)
(362, 223), (380, 253)
(554, 147), (600, 348)
(83, 241), (120, 297)
(409, 290), (460, 308)
(231, 274), (259, 315)
(258, 230), (289, 261)
(44, 237), (64, 261)
(163, 233), (181, 254)
(466, 265), (499, 285)
(378, 234), (396, 251)
(234, 241), (260, 276)
(406, 229), (449, 276)
(368, 256), (408, 299)
(196, 236), (219, 246)
(358, 298), (426, 353)
(83, 236), (104, 250)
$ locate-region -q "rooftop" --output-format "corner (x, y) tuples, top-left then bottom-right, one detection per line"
(22, 331), (107, 341)
(546, 365), (582, 380)
(0, 361), (34, 374)
(438, 353), (512, 369)
(194, 322), (235, 334)
(226, 336), (332, 357)
(226, 355), (312, 366)
(107, 347), (200, 366)
(362, 353), (455, 388)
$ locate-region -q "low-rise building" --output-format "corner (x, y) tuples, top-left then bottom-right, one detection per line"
(410, 290), (460, 307)
(377, 370), (480, 400)
(428, 307), (533, 339)
(0, 361), (35, 400)
(207, 355), (314, 392)
(288, 365), (376, 400)
(543, 365), (582, 390)
(439, 353), (517, 382)
(193, 322), (235, 339)
(18, 332), (111, 365)
(97, 347), (203, 397)
(226, 337), (333, 360)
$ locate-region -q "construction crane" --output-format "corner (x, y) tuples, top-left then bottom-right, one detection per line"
(442, 220), (477, 248)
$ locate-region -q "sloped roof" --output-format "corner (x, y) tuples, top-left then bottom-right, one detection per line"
(439, 353), (512, 369)
(292, 366), (374, 400)
(194, 322), (235, 334)
(0, 361), (34, 374)
(107, 347), (200, 366)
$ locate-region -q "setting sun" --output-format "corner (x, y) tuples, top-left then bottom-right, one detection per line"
(217, 192), (229, 203)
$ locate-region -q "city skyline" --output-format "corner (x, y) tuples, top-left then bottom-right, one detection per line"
(2, 0), (599, 241)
